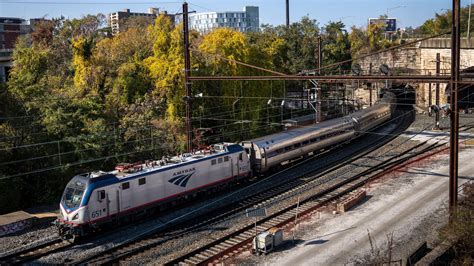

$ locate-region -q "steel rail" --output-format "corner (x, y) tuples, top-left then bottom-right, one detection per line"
(0, 237), (70, 264)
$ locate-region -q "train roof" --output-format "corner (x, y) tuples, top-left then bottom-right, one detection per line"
(244, 116), (351, 147)
(243, 93), (396, 149)
(80, 143), (242, 185)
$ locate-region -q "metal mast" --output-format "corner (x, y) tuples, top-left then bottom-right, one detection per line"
(449, 0), (461, 217)
(183, 2), (193, 152)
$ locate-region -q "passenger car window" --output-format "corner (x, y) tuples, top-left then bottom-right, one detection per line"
(224, 156), (229, 162)
(138, 178), (146, 185)
(218, 157), (223, 163)
(122, 182), (130, 190)
(211, 159), (216, 165)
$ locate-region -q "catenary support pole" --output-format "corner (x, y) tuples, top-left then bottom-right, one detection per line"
(318, 36), (322, 75)
(449, 0), (461, 219)
(428, 72), (432, 116)
(286, 0), (290, 27)
(183, 2), (193, 152)
(468, 0), (472, 42)
(435, 53), (441, 130)
(369, 63), (373, 107)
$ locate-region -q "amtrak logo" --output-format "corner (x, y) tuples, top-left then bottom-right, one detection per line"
(168, 168), (195, 187)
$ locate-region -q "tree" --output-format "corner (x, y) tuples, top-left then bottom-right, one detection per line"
(322, 21), (352, 71)
(348, 26), (369, 57)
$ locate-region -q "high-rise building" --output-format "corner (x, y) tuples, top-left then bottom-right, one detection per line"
(108, 8), (174, 35)
(0, 17), (30, 83)
(188, 6), (259, 33)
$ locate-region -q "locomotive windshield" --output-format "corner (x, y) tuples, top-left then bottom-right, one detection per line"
(62, 175), (87, 209)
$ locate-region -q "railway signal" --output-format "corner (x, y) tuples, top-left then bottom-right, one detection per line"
(247, 207), (267, 240)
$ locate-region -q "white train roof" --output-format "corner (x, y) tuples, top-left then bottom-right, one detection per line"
(87, 143), (242, 182)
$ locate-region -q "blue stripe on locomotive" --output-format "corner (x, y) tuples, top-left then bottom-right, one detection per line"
(79, 144), (244, 207)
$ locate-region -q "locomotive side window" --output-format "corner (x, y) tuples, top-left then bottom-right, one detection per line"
(122, 182), (130, 190)
(139, 178), (146, 185)
(239, 153), (243, 161)
(211, 159), (216, 165)
(97, 190), (105, 202)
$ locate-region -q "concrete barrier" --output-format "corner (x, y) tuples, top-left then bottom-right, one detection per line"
(336, 190), (366, 213)
(0, 211), (36, 237)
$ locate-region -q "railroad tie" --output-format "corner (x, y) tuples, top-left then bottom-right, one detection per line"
(184, 258), (200, 265)
(209, 246), (224, 253)
(241, 232), (254, 238)
(234, 235), (247, 242)
(225, 239), (241, 245)
(219, 242), (233, 249)
(266, 221), (280, 227)
(256, 226), (267, 231)
(194, 253), (209, 261)
(199, 251), (214, 258)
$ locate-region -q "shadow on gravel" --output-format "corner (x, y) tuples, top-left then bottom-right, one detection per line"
(266, 239), (305, 254)
(349, 195), (373, 210)
(304, 239), (328, 245)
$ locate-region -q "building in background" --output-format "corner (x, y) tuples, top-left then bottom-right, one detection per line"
(188, 6), (259, 33)
(368, 18), (397, 32)
(109, 7), (174, 35)
(0, 17), (31, 83)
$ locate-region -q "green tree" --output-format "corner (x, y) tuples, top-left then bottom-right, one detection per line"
(322, 21), (352, 71)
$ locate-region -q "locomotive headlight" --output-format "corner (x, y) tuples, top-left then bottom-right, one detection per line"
(72, 213), (79, 220)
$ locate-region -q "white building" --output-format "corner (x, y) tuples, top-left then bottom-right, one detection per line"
(109, 8), (174, 35)
(188, 6), (259, 33)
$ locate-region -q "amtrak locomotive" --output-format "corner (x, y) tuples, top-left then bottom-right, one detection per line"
(56, 92), (396, 238)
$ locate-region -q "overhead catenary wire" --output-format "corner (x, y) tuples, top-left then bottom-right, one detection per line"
(190, 48), (287, 76)
(1, 104), (472, 181)
(301, 31), (451, 75)
(0, 104), (306, 160)
(0, 103), (375, 172)
(0, 140), (165, 181)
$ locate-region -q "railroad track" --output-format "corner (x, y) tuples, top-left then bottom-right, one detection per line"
(3, 109), (472, 265)
(0, 237), (71, 264)
(164, 119), (474, 265)
(71, 108), (415, 265)
(164, 141), (446, 265)
(0, 108), (412, 265)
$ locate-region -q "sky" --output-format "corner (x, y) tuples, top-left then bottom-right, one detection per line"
(0, 0), (461, 29)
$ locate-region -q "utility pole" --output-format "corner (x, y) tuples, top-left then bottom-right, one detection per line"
(434, 53), (441, 130)
(316, 36), (322, 123)
(468, 0), (472, 43)
(183, 2), (193, 152)
(285, 0), (290, 27)
(428, 72), (432, 116)
(317, 36), (322, 75)
(316, 88), (322, 123)
(449, 0), (461, 219)
(369, 63), (373, 107)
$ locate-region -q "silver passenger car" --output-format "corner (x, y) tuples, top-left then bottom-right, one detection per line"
(242, 92), (396, 174)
